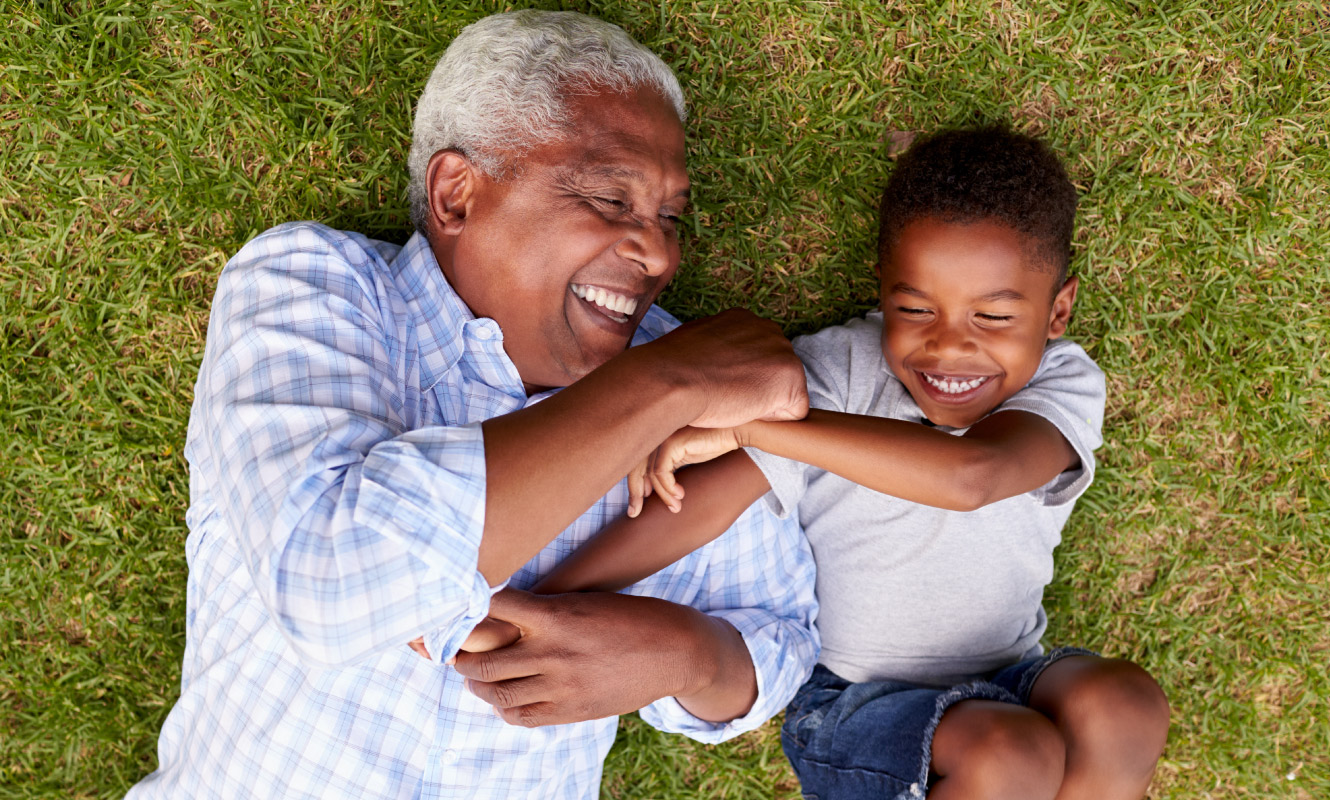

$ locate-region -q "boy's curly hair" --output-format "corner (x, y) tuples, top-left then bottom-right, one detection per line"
(878, 126), (1077, 283)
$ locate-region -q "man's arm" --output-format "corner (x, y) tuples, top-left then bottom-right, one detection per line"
(456, 484), (819, 730)
(201, 227), (804, 666)
(454, 588), (762, 724)
(475, 313), (802, 586)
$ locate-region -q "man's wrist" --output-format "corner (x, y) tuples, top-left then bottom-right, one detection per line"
(671, 608), (757, 721)
(616, 340), (708, 429)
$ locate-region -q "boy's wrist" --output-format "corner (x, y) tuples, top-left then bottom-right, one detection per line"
(734, 420), (763, 450)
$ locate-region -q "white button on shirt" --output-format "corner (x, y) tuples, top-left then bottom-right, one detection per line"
(128, 223), (819, 800)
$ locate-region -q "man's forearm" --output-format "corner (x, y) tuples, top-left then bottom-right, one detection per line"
(475, 309), (808, 587)
(478, 347), (702, 585)
(673, 611), (759, 722)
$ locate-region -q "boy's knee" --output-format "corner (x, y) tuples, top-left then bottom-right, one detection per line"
(933, 701), (1065, 799)
(1038, 657), (1171, 763)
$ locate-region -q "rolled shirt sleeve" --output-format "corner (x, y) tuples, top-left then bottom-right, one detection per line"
(194, 225), (496, 666)
(637, 501), (820, 742)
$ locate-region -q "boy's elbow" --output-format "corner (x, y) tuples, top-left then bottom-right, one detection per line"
(948, 452), (1004, 512)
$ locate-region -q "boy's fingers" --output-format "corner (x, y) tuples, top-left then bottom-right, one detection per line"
(649, 471), (681, 512)
(408, 637), (430, 660)
(626, 458), (651, 518)
(460, 617), (523, 654)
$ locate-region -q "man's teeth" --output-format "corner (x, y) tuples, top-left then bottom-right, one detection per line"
(924, 373), (990, 395)
(571, 284), (637, 318)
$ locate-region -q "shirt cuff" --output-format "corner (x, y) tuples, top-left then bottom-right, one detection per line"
(638, 607), (817, 744)
(421, 578), (511, 665)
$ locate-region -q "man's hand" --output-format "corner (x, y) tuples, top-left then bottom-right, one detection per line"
(453, 588), (755, 727)
(647, 309), (807, 430)
(627, 426), (745, 517)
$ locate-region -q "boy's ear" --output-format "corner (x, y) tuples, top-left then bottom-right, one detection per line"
(426, 149), (479, 237)
(1046, 275), (1078, 340)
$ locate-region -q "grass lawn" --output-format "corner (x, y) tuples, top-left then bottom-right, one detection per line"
(2, 1), (1326, 797)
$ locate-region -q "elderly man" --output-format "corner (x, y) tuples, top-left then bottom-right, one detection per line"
(129, 10), (818, 799)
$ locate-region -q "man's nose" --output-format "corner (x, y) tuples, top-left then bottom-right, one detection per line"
(616, 219), (674, 277)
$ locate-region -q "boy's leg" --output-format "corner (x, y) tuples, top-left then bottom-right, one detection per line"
(1026, 655), (1170, 800)
(928, 699), (1065, 800)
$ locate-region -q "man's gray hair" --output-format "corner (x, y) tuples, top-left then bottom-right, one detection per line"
(408, 10), (687, 233)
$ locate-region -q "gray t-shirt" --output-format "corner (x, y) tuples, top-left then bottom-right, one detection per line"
(749, 312), (1105, 686)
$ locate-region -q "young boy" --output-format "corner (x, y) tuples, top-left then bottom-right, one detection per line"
(474, 127), (1170, 799)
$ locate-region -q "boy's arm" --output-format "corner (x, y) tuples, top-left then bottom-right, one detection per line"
(738, 408), (1077, 512)
(534, 451), (771, 594)
(444, 452), (770, 657)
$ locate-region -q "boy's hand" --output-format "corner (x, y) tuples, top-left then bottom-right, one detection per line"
(458, 616), (523, 654)
(627, 426), (745, 516)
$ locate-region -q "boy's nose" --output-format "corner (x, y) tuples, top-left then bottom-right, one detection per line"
(926, 322), (976, 358)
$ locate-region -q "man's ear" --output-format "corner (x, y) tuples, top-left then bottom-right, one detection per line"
(1046, 274), (1078, 340)
(426, 150), (477, 236)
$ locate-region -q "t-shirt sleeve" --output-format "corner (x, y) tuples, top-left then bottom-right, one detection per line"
(745, 332), (850, 518)
(996, 340), (1107, 507)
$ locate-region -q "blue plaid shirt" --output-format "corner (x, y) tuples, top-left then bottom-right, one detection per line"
(129, 223), (819, 800)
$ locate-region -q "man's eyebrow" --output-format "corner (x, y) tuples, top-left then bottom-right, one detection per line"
(579, 164), (645, 182)
(560, 163), (690, 201)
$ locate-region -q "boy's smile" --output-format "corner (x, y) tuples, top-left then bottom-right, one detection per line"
(878, 217), (1077, 428)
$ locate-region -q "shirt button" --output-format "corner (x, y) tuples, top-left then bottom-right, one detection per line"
(442, 749), (460, 765)
(473, 325), (493, 340)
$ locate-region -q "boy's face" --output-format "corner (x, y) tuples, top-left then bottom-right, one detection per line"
(878, 217), (1077, 428)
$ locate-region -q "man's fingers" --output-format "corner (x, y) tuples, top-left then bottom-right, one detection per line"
(757, 391), (810, 422)
(407, 637), (430, 660)
(453, 643), (541, 685)
(465, 676), (612, 728)
(463, 673), (558, 713)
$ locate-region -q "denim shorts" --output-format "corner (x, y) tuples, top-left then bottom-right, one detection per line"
(780, 647), (1095, 800)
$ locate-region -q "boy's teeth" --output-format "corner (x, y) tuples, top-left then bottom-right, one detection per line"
(924, 373), (990, 395)
(571, 284), (638, 319)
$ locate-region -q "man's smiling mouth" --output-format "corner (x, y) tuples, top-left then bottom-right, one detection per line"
(571, 283), (638, 323)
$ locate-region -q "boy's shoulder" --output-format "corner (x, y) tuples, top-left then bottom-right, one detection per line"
(1029, 338), (1105, 387)
(791, 310), (887, 366)
(791, 311), (910, 415)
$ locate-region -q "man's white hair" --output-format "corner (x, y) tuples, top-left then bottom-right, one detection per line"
(408, 10), (686, 233)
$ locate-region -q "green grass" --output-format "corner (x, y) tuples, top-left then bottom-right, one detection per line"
(2, 1), (1327, 797)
